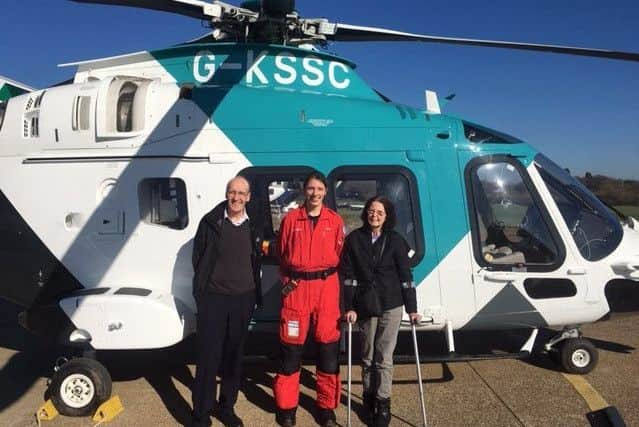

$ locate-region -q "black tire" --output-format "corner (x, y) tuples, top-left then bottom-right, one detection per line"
(548, 345), (562, 365)
(49, 357), (112, 417)
(560, 338), (598, 374)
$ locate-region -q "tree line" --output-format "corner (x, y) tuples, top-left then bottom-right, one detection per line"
(579, 173), (639, 206)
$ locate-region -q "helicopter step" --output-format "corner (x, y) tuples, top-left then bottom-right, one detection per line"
(395, 325), (539, 364)
(393, 350), (531, 364)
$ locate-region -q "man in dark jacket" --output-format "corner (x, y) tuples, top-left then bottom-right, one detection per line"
(191, 176), (263, 427)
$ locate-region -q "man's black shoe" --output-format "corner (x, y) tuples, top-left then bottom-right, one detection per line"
(318, 408), (337, 427)
(216, 408), (244, 427)
(276, 408), (297, 426)
(190, 411), (212, 427)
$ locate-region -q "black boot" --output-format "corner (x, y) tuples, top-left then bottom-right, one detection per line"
(276, 407), (297, 427)
(362, 393), (376, 423)
(217, 407), (243, 427)
(374, 398), (391, 427)
(317, 408), (337, 427)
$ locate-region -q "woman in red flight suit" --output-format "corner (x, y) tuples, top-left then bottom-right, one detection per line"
(274, 171), (344, 427)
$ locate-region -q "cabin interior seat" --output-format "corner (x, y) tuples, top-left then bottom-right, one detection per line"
(478, 215), (526, 265)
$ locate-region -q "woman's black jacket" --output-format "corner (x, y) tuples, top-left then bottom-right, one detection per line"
(340, 227), (417, 314)
(192, 201), (263, 306)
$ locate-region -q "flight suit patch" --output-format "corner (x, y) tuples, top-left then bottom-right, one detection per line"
(287, 320), (300, 338)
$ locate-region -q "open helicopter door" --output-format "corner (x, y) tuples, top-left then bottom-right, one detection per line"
(458, 151), (592, 332)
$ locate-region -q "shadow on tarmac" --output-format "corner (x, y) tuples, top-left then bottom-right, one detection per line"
(0, 299), (59, 414)
(2, 288), (638, 425)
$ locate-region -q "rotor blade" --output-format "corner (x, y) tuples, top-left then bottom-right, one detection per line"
(70, 0), (218, 20)
(322, 23), (639, 62)
(180, 32), (216, 45)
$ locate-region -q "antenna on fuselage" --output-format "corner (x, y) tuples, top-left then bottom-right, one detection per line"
(425, 90), (441, 115)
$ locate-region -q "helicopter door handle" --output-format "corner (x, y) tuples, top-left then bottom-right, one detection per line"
(567, 267), (587, 275)
(483, 272), (517, 283)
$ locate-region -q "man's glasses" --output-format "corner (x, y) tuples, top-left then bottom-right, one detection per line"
(367, 209), (386, 217)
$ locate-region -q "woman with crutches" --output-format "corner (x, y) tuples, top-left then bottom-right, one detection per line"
(341, 196), (421, 427)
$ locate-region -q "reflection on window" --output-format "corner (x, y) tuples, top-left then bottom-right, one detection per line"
(269, 179), (305, 233)
(238, 167), (315, 242)
(138, 178), (188, 230)
(471, 161), (560, 267)
(535, 154), (623, 261)
(334, 173), (417, 251)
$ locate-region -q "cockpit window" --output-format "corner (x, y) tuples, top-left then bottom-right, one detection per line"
(535, 154), (623, 262)
(463, 121), (522, 144)
(468, 158), (563, 270)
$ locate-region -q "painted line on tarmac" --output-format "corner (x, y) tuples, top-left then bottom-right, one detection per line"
(562, 373), (609, 411)
(467, 362), (525, 426)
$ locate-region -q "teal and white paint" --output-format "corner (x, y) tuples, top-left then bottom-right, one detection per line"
(0, 43), (636, 354)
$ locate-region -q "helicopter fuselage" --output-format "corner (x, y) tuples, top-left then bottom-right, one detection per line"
(0, 43), (637, 352)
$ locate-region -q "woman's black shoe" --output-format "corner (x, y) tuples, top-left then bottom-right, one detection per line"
(374, 398), (391, 427)
(362, 392), (376, 421)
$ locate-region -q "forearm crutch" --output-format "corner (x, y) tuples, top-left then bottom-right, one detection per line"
(411, 320), (428, 427)
(347, 320), (353, 427)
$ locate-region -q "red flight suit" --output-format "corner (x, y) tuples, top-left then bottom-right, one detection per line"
(273, 206), (345, 411)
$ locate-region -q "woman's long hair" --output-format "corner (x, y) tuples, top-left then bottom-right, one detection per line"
(361, 196), (396, 233)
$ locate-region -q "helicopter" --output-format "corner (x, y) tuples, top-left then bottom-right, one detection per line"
(1, 0), (638, 417)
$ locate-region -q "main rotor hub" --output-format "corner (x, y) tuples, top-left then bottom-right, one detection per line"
(262, 0), (295, 17)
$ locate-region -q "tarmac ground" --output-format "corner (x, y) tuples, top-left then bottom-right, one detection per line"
(1, 293), (638, 427)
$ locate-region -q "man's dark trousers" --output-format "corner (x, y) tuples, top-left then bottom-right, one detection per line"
(191, 290), (255, 425)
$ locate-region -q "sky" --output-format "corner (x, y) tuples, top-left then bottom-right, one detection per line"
(1, 0), (638, 179)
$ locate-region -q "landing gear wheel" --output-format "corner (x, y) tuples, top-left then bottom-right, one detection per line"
(559, 338), (598, 374)
(49, 357), (112, 416)
(548, 346), (561, 365)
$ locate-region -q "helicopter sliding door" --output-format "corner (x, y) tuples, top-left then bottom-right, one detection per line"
(460, 153), (590, 330)
(240, 163), (431, 326)
(236, 166), (315, 324)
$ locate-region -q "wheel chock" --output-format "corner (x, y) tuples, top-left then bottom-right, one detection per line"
(36, 399), (59, 421)
(92, 395), (124, 423)
(586, 406), (626, 427)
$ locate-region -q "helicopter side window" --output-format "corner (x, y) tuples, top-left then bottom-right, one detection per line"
(329, 166), (424, 266)
(268, 179), (306, 234)
(468, 158), (564, 271)
(535, 154), (623, 262)
(463, 121), (522, 144)
(237, 166), (316, 250)
(138, 178), (189, 230)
